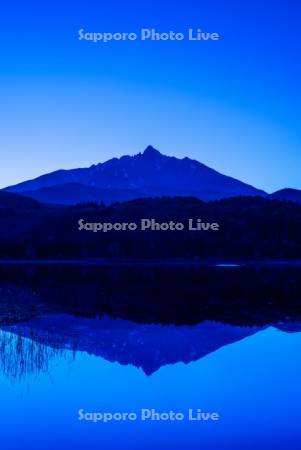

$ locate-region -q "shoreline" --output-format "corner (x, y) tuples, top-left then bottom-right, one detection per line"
(0, 258), (301, 267)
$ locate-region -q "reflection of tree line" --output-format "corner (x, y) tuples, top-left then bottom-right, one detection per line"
(1, 264), (301, 325)
(0, 330), (71, 382)
(0, 285), (39, 326)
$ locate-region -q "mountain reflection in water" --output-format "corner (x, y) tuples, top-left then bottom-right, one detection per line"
(0, 314), (299, 380)
(0, 329), (68, 381)
(0, 264), (301, 449)
(0, 315), (301, 449)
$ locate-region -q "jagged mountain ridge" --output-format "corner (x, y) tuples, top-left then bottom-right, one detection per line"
(4, 146), (266, 204)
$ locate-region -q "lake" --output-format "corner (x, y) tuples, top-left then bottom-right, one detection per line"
(0, 263), (301, 449)
(0, 314), (301, 449)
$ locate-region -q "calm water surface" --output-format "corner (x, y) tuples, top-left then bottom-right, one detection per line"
(0, 315), (300, 450)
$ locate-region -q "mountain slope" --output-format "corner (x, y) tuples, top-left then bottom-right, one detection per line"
(0, 190), (42, 210)
(20, 183), (144, 205)
(4, 146), (266, 204)
(270, 188), (301, 203)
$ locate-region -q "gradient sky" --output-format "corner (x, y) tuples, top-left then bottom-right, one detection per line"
(0, 0), (300, 192)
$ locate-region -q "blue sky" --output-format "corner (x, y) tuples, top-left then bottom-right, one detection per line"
(0, 0), (300, 192)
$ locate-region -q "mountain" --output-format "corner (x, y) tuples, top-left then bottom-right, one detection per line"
(0, 191), (48, 240)
(19, 183), (144, 205)
(270, 188), (301, 204)
(4, 146), (266, 204)
(0, 190), (42, 210)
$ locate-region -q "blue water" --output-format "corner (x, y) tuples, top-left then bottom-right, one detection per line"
(0, 319), (300, 450)
(215, 264), (241, 268)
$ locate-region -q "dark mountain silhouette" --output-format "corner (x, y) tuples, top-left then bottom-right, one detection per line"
(270, 188), (301, 204)
(20, 183), (144, 205)
(4, 146), (266, 204)
(0, 190), (41, 210)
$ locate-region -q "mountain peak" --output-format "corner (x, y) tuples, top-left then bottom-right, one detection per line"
(4, 145), (266, 204)
(142, 146), (162, 157)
